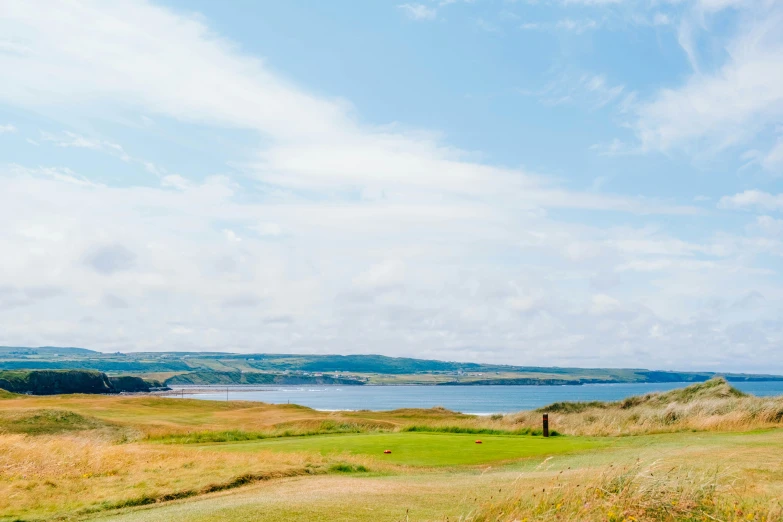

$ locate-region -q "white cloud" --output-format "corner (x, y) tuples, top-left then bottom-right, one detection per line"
(761, 138), (783, 172)
(0, 124), (16, 133)
(719, 190), (783, 212)
(0, 1), (780, 369)
(520, 18), (599, 34)
(590, 138), (632, 156)
(39, 130), (166, 175)
(223, 229), (242, 243)
(477, 18), (502, 33)
(41, 131), (129, 157)
(749, 215), (783, 236)
(632, 2), (783, 163)
(652, 12), (671, 26)
(397, 4), (437, 20)
(555, 18), (598, 33)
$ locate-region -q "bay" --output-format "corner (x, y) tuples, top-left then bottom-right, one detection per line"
(172, 380), (783, 414)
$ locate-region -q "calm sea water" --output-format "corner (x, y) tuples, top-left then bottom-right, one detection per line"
(173, 381), (783, 414)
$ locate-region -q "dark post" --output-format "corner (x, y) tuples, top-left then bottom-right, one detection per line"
(542, 413), (549, 438)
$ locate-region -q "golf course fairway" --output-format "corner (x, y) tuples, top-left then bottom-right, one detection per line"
(196, 432), (608, 466)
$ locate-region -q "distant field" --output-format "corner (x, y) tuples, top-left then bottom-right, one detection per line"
(196, 432), (608, 466)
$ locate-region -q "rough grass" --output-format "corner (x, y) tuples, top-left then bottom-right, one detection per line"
(2, 379), (783, 521)
(150, 419), (389, 444)
(0, 432), (353, 520)
(506, 378), (783, 436)
(0, 389), (19, 400)
(61, 430), (783, 522)
(0, 409), (116, 436)
(467, 460), (783, 522)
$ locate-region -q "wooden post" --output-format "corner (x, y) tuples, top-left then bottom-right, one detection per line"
(543, 413), (549, 438)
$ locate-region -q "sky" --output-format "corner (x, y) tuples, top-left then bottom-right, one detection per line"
(0, 0), (781, 372)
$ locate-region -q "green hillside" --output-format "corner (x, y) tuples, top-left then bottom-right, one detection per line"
(1, 347), (781, 385)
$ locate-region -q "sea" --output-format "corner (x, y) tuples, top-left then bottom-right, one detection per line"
(171, 381), (783, 415)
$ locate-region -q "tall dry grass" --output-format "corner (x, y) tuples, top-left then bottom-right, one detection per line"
(0, 431), (378, 520)
(503, 379), (783, 436)
(465, 460), (783, 522)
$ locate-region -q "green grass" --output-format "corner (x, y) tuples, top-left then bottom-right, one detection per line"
(87, 430), (783, 522)
(196, 432), (606, 466)
(400, 424), (560, 436)
(0, 408), (112, 435)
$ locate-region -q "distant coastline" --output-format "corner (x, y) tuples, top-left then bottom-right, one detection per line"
(2, 346), (782, 394)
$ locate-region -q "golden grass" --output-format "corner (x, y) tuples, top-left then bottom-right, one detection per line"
(0, 431), (378, 520)
(2, 379), (783, 521)
(465, 424), (783, 522)
(504, 379), (783, 436)
(466, 461), (783, 522)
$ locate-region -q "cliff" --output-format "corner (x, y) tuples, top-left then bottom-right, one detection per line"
(0, 370), (168, 395)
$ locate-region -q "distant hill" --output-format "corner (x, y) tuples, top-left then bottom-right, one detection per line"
(0, 346), (98, 355)
(1, 347), (781, 385)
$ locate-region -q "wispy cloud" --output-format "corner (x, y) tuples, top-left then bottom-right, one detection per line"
(719, 190), (783, 212)
(631, 1), (783, 167)
(556, 18), (598, 33)
(590, 138), (634, 157)
(0, 123), (16, 133)
(520, 18), (599, 33)
(561, 0), (623, 4)
(397, 3), (437, 20)
(652, 12), (671, 26)
(524, 70), (627, 111)
(476, 18), (502, 33)
(41, 131), (129, 157)
(40, 131), (164, 175)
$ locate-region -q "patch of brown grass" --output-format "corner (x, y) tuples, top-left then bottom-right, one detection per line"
(0, 432), (338, 520)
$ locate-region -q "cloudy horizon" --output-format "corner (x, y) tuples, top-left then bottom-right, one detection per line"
(0, 0), (781, 372)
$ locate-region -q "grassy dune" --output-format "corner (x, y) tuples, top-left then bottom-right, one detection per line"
(506, 378), (783, 436)
(1, 378), (783, 521)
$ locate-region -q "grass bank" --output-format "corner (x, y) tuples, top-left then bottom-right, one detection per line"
(505, 378), (783, 436)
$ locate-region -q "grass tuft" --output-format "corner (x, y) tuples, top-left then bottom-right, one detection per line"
(328, 463), (369, 473)
(467, 460), (783, 522)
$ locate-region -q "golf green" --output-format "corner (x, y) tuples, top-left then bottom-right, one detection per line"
(198, 432), (607, 466)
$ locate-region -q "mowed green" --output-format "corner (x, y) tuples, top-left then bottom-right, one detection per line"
(197, 432), (607, 466)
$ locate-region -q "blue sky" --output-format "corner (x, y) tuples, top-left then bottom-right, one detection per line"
(0, 0), (781, 371)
